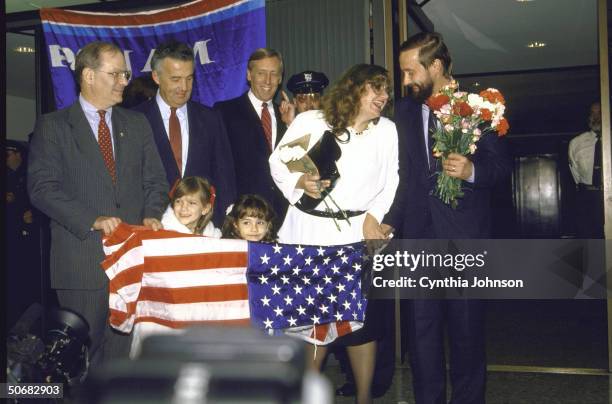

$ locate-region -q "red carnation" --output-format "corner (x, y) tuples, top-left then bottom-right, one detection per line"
(452, 101), (473, 117)
(480, 108), (493, 121)
(496, 118), (509, 136)
(426, 94), (450, 111)
(479, 89), (505, 104)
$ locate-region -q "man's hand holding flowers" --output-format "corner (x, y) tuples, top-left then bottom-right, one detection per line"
(442, 153), (473, 180)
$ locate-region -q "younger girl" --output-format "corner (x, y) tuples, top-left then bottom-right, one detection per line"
(161, 176), (221, 237)
(221, 194), (277, 242)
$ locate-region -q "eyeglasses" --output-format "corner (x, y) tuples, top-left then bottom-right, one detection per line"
(97, 70), (132, 81)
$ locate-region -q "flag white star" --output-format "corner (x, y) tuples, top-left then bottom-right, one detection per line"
(331, 265), (340, 274)
(353, 263), (362, 271)
(351, 290), (357, 300)
(260, 254), (270, 264)
(297, 305), (306, 316)
(334, 312), (344, 321)
(263, 318), (274, 329)
(271, 284), (282, 295)
(336, 248), (345, 256)
(312, 266), (321, 276)
(357, 301), (363, 310)
(323, 257), (331, 265)
(340, 255), (349, 264)
(291, 266), (301, 276)
(310, 315), (320, 324)
(304, 257), (313, 266)
(283, 255), (293, 265)
(352, 312), (358, 320)
(317, 246), (325, 256)
(260, 295), (271, 306)
(305, 295), (315, 305)
(301, 276), (311, 285)
(295, 245), (305, 255)
(336, 283), (346, 292)
(323, 275), (332, 284)
(270, 265), (280, 275)
(327, 293), (337, 303)
(284, 295), (294, 306)
(343, 300), (351, 310)
(280, 275), (290, 284)
(293, 285), (303, 295)
(258, 274), (269, 284)
(315, 285), (324, 294)
(273, 244), (283, 254)
(288, 316), (297, 326)
(344, 273), (354, 282)
(273, 306), (284, 316)
(319, 304), (329, 314)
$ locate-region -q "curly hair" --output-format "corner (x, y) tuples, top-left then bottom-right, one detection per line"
(170, 176), (215, 235)
(321, 64), (389, 136)
(221, 194), (277, 242)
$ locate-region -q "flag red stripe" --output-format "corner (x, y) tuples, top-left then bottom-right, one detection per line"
(336, 320), (353, 336)
(134, 316), (251, 329)
(312, 323), (329, 341)
(140, 285), (248, 304)
(108, 264), (143, 294)
(146, 252), (247, 272)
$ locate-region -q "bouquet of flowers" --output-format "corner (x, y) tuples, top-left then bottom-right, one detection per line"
(427, 80), (509, 208)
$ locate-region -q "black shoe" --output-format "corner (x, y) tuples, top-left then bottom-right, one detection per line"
(335, 382), (356, 396)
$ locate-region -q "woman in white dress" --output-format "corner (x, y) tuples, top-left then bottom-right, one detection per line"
(269, 64), (399, 404)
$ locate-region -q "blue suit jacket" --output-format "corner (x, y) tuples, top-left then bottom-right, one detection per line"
(214, 92), (288, 222)
(384, 96), (512, 238)
(133, 99), (237, 226)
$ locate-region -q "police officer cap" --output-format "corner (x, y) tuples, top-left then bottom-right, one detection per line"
(6, 140), (26, 154)
(287, 71), (329, 95)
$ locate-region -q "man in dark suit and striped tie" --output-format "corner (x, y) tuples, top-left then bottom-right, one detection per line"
(133, 41), (236, 225)
(28, 41), (168, 366)
(214, 48), (292, 223)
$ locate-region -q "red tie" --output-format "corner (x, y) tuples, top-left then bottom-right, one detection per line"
(97, 110), (116, 183)
(169, 107), (182, 175)
(261, 102), (272, 151)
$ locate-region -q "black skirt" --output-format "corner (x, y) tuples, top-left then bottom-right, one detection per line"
(329, 298), (390, 346)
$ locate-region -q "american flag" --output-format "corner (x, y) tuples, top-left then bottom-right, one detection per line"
(102, 223), (367, 355)
(247, 242), (367, 345)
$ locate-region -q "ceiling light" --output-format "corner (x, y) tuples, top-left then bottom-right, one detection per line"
(526, 41), (546, 48)
(516, 0), (535, 2)
(14, 46), (35, 53)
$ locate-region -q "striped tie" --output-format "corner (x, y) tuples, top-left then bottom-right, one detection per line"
(261, 102), (272, 151)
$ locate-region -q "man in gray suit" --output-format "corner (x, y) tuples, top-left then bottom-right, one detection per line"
(28, 41), (168, 366)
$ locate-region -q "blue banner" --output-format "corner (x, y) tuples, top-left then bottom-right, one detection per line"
(40, 0), (265, 109)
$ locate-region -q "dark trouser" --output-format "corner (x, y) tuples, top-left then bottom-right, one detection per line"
(56, 287), (130, 369)
(407, 299), (486, 404)
(575, 189), (604, 239)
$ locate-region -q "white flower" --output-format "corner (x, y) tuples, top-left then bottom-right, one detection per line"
(473, 128), (481, 137)
(444, 124), (454, 132)
(467, 94), (484, 109)
(469, 144), (478, 154)
(278, 144), (306, 163)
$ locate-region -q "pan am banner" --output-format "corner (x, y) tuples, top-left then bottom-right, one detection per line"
(40, 0), (265, 109)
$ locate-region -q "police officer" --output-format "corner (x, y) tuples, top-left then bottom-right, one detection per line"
(280, 70), (330, 125)
(287, 70), (329, 113)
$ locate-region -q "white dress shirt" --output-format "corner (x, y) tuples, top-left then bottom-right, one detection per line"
(156, 92), (189, 175)
(248, 90), (278, 147)
(79, 94), (115, 156)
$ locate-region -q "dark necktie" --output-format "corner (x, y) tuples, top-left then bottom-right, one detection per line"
(169, 107), (182, 175)
(427, 109), (437, 171)
(97, 110), (116, 183)
(261, 102), (272, 151)
(592, 135), (602, 187)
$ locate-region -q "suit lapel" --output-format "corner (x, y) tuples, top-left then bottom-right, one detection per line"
(240, 94), (270, 154)
(412, 103), (431, 176)
(273, 103), (286, 146)
(186, 101), (202, 175)
(111, 107), (128, 184)
(148, 100), (180, 181)
(67, 103), (114, 188)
